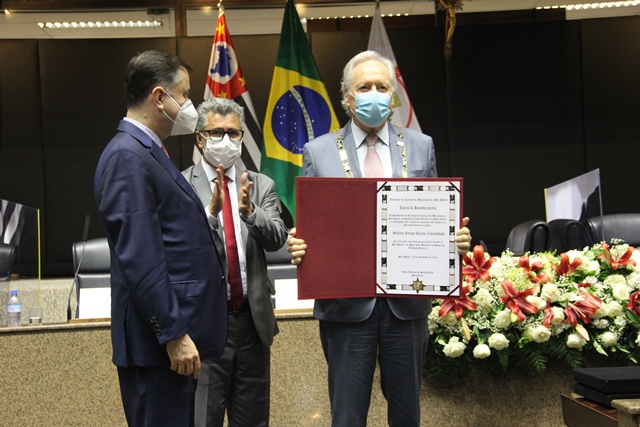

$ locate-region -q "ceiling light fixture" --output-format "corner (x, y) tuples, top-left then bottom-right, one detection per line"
(536, 0), (640, 10)
(37, 20), (163, 29)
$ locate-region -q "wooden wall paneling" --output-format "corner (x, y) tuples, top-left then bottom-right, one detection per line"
(1, 15), (639, 276)
(581, 17), (640, 218)
(37, 38), (176, 275)
(0, 40), (44, 211)
(446, 20), (584, 255)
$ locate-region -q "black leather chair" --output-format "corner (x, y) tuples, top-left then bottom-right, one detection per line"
(72, 237), (111, 296)
(0, 242), (17, 281)
(505, 220), (552, 256)
(583, 213), (640, 246)
(548, 219), (593, 253)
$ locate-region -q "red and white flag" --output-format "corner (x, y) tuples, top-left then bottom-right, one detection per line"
(198, 6), (263, 170)
(368, 6), (422, 132)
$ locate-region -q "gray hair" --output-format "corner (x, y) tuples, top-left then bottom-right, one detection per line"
(340, 50), (397, 116)
(195, 98), (245, 131)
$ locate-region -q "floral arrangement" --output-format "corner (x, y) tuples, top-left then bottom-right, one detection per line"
(425, 241), (640, 388)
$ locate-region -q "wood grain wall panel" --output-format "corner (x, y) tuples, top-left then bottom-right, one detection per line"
(446, 21), (585, 254)
(0, 40), (43, 209)
(1, 15), (638, 275)
(581, 17), (640, 218)
(37, 38), (175, 274)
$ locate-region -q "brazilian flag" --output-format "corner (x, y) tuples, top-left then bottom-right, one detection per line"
(261, 0), (339, 220)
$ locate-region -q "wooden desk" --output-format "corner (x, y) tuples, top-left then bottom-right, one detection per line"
(561, 392), (618, 427)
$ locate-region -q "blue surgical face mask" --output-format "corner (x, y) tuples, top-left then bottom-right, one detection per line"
(349, 90), (392, 128)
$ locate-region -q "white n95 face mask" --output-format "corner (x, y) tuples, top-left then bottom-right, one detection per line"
(202, 134), (242, 169)
(162, 92), (198, 136)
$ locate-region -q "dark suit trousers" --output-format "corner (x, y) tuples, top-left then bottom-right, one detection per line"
(319, 298), (428, 427)
(117, 365), (197, 427)
(194, 307), (270, 427)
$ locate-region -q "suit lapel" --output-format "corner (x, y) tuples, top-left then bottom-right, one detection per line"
(117, 120), (211, 227)
(388, 124), (404, 178)
(191, 162), (213, 207)
(342, 124), (363, 178)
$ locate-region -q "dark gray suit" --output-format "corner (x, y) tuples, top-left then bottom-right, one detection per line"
(303, 121), (436, 427)
(182, 161), (288, 427)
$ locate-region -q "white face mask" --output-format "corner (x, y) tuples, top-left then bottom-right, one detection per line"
(202, 134), (242, 169)
(162, 91), (198, 136)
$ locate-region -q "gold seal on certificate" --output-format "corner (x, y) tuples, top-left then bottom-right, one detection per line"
(411, 278), (425, 293)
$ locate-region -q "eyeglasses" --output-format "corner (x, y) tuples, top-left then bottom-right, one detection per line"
(200, 128), (244, 142)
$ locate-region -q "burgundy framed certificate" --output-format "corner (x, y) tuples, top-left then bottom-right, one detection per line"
(296, 177), (464, 299)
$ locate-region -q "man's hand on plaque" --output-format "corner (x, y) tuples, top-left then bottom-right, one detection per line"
(287, 228), (307, 266)
(455, 217), (472, 255)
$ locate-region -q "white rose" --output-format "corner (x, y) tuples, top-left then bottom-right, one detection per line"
(551, 307), (565, 325)
(493, 310), (512, 329)
(526, 325), (551, 343)
(627, 272), (640, 288)
(473, 344), (491, 359)
(526, 296), (546, 310)
(443, 337), (466, 358)
(593, 307), (606, 319)
(567, 333), (587, 349)
(600, 331), (618, 348)
(605, 274), (627, 288)
(488, 333), (510, 350)
(579, 260), (600, 275)
(473, 288), (494, 308)
(441, 312), (458, 326)
(604, 301), (624, 318)
(612, 284), (630, 301)
(540, 284), (559, 302)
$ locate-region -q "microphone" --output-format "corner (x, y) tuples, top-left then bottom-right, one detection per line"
(67, 215), (90, 321)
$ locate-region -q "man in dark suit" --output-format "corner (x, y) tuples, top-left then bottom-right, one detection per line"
(182, 98), (287, 427)
(287, 51), (472, 426)
(94, 50), (227, 427)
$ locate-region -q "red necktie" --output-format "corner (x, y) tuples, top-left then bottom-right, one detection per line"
(364, 134), (384, 177)
(222, 176), (244, 308)
(161, 144), (170, 158)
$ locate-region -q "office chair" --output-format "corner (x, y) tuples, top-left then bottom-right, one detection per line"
(0, 242), (17, 281)
(505, 220), (552, 256)
(583, 213), (640, 247)
(72, 237), (111, 296)
(548, 219), (593, 253)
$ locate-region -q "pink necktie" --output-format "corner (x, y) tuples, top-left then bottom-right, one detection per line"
(364, 134), (384, 178)
(161, 144), (170, 158)
(221, 176), (244, 309)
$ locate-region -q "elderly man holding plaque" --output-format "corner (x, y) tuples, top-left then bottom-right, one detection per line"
(288, 50), (472, 427)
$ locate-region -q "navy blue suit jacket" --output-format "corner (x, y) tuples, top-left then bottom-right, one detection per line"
(95, 120), (227, 367)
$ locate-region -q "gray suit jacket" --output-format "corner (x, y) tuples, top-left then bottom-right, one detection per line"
(182, 161), (288, 346)
(303, 121), (437, 322)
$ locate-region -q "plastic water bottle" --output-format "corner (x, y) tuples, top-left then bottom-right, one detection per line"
(7, 289), (22, 327)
